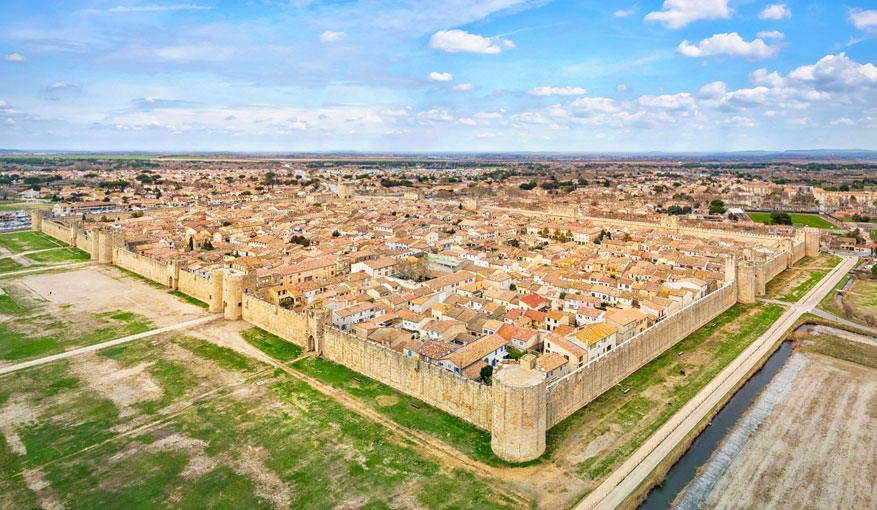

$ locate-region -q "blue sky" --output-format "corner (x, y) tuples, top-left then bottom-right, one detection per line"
(1, 0), (876, 152)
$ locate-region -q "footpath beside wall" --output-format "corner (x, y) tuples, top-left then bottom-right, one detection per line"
(545, 282), (738, 428)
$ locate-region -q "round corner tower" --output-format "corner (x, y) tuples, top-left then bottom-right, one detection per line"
(222, 270), (246, 320)
(97, 229), (114, 264)
(208, 269), (224, 314)
(736, 262), (756, 304)
(491, 364), (547, 463)
(31, 211), (44, 232)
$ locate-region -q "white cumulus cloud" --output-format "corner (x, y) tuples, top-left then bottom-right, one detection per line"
(571, 97), (620, 113)
(319, 30), (345, 43)
(614, 4), (639, 17)
(830, 118), (855, 126)
(758, 4), (790, 20)
(757, 30), (784, 39)
(452, 83), (477, 92)
(527, 86), (588, 96)
(429, 29), (514, 54)
(428, 71), (453, 82)
(3, 53), (26, 62)
(677, 33), (781, 61)
(849, 9), (877, 34)
(645, 0), (732, 29)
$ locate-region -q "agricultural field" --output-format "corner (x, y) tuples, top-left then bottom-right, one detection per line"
(746, 212), (836, 229)
(0, 202), (55, 212)
(0, 265), (207, 366)
(0, 328), (519, 510)
(765, 253), (841, 303)
(704, 332), (877, 510)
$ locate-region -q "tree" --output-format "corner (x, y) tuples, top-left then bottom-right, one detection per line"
(202, 240), (214, 250)
(332, 230), (340, 237)
(872, 264), (877, 278)
(187, 237), (194, 251)
(480, 365), (493, 385)
(769, 211), (792, 225)
(509, 283), (517, 291)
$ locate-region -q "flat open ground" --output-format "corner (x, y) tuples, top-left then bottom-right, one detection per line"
(844, 278), (877, 321)
(746, 212), (836, 229)
(765, 252), (841, 302)
(703, 335), (877, 510)
(0, 262), (791, 510)
(0, 265), (208, 366)
(0, 327), (519, 510)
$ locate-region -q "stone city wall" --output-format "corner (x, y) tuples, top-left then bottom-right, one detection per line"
(321, 327), (494, 430)
(241, 294), (312, 349)
(545, 282), (738, 428)
(178, 270), (213, 304)
(762, 252), (788, 284)
(114, 248), (175, 288)
(790, 239), (805, 264)
(40, 219), (73, 245)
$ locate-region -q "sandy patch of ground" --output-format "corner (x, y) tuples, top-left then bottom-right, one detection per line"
(17, 266), (207, 327)
(703, 353), (877, 510)
(22, 468), (65, 510)
(0, 395), (37, 455)
(375, 395), (398, 407)
(232, 445), (291, 510)
(69, 352), (162, 417)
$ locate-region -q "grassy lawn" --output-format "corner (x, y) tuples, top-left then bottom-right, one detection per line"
(0, 202), (54, 212)
(747, 212), (836, 229)
(168, 290), (209, 309)
(0, 258), (23, 274)
(292, 355), (499, 465)
(765, 253), (841, 303)
(0, 231), (65, 253)
(115, 267), (166, 289)
(0, 332), (517, 510)
(544, 303), (784, 488)
(24, 247), (90, 264)
(0, 302), (155, 362)
(240, 327), (303, 361)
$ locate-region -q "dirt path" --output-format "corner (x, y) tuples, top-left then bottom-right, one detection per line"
(703, 353), (877, 510)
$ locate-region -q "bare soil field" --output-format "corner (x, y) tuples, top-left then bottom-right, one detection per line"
(0, 265), (211, 366)
(703, 349), (877, 510)
(17, 265), (207, 326)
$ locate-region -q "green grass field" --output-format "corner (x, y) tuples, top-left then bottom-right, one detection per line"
(0, 231), (65, 253)
(0, 202), (55, 212)
(240, 328), (303, 361)
(0, 308), (155, 362)
(747, 212), (836, 229)
(0, 258), (23, 274)
(0, 332), (517, 510)
(24, 247), (90, 264)
(168, 290), (209, 309)
(765, 253), (841, 303)
(545, 302), (784, 487)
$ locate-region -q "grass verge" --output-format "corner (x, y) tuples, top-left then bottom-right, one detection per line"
(240, 328), (302, 361)
(168, 290), (209, 309)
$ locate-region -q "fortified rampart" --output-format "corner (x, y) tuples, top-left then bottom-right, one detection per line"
(30, 210), (815, 462)
(544, 282), (738, 428)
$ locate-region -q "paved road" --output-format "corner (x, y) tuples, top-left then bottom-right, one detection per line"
(0, 315), (221, 376)
(575, 255), (858, 510)
(809, 308), (877, 335)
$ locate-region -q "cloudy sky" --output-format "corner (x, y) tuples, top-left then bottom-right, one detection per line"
(1, 0), (876, 152)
